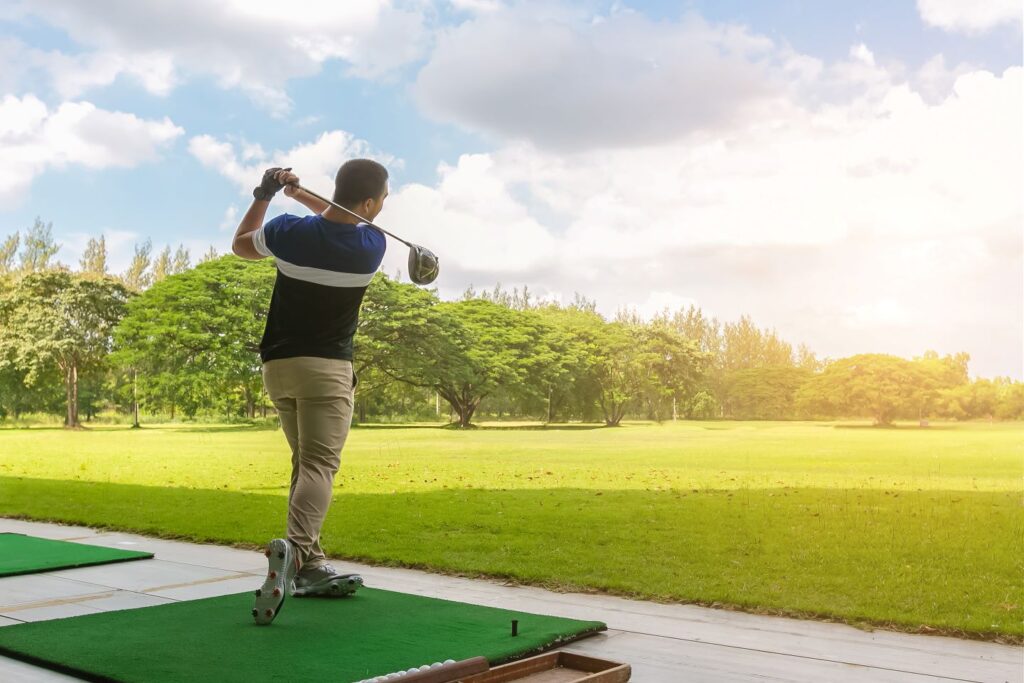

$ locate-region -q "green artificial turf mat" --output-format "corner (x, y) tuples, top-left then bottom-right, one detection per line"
(0, 533), (153, 577)
(0, 587), (605, 682)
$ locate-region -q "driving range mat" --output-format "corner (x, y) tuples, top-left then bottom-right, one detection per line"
(0, 586), (606, 682)
(0, 533), (153, 577)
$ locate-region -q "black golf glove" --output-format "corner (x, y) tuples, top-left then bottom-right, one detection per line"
(253, 167), (292, 201)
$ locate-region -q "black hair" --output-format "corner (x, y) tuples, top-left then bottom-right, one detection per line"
(333, 159), (389, 208)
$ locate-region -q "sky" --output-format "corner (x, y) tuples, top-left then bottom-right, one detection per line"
(0, 0), (1021, 379)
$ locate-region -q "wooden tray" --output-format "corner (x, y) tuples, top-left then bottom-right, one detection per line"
(459, 651), (630, 683)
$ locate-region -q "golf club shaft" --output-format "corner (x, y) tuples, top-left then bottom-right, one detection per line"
(291, 183), (412, 248)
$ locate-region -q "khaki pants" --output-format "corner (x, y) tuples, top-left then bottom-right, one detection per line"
(262, 356), (356, 570)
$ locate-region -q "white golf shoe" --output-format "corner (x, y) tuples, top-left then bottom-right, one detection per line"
(292, 563), (363, 597)
(252, 538), (299, 625)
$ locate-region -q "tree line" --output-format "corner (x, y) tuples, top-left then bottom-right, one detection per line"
(1, 223), (1021, 427)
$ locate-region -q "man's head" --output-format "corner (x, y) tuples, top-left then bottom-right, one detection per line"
(332, 159), (389, 222)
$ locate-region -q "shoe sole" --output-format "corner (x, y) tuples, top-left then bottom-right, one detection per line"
(292, 573), (363, 598)
(252, 539), (294, 625)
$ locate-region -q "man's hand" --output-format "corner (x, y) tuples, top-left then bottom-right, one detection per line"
(253, 167), (293, 201)
(280, 171), (331, 214)
(279, 170), (301, 198)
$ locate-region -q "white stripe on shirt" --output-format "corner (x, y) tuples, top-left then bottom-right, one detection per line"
(274, 257), (376, 288)
(251, 226), (272, 257)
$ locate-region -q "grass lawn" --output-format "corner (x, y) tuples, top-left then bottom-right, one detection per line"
(0, 419), (1020, 641)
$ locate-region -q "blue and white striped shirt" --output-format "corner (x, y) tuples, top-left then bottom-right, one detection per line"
(252, 213), (386, 363)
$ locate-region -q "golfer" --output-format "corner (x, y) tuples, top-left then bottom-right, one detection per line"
(231, 160), (389, 625)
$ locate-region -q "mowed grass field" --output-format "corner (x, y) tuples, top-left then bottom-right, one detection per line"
(0, 420), (1021, 641)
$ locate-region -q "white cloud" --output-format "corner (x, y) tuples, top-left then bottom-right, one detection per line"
(850, 43), (875, 66)
(449, 0), (503, 13)
(414, 8), (781, 149)
(13, 0), (429, 113)
(917, 0), (1022, 34)
(42, 49), (177, 99)
(218, 205), (240, 232)
(188, 130), (398, 199)
(632, 291), (700, 321)
(843, 299), (912, 329)
(396, 63), (1022, 377)
(0, 95), (183, 206)
(386, 155), (559, 275)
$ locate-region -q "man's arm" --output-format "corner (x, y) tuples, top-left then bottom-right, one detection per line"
(231, 198), (271, 260)
(284, 185), (329, 214)
(231, 168), (301, 261)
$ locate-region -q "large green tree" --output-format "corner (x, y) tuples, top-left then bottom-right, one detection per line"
(721, 366), (813, 419)
(360, 282), (563, 428)
(112, 256), (275, 419)
(795, 353), (930, 425)
(533, 304), (606, 422)
(0, 271), (129, 426)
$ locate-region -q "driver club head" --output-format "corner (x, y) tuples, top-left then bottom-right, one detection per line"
(408, 244), (439, 285)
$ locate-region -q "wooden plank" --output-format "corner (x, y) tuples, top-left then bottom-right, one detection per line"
(461, 651), (630, 683)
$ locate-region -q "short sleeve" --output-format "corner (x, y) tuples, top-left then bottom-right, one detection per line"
(251, 214), (293, 257)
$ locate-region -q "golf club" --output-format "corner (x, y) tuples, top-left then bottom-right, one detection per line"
(291, 183), (439, 286)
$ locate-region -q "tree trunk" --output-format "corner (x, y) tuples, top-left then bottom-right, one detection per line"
(605, 400), (625, 426)
(65, 362), (79, 428)
(459, 400), (479, 428)
(132, 369), (140, 428)
(440, 386), (479, 428)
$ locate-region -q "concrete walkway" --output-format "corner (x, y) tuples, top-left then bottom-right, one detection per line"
(0, 518), (1019, 683)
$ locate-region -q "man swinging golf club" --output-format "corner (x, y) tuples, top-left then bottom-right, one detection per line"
(232, 159), (390, 625)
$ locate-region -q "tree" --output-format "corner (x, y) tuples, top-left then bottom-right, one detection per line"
(434, 300), (560, 427)
(0, 233), (19, 274)
(19, 218), (61, 272)
(795, 343), (822, 372)
(590, 321), (645, 426)
(938, 379), (1000, 420)
(0, 271), (129, 427)
(112, 256), (275, 420)
(795, 354), (928, 425)
(909, 350), (970, 419)
(152, 245), (172, 283)
(172, 245), (191, 274)
(994, 380), (1024, 420)
(199, 245), (219, 264)
(721, 366), (813, 419)
(533, 304), (606, 422)
(357, 274), (471, 423)
(79, 236), (108, 275)
(122, 240), (153, 291)
(360, 284), (561, 428)
(634, 320), (709, 421)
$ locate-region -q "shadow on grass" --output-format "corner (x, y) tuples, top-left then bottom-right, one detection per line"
(0, 475), (1020, 642)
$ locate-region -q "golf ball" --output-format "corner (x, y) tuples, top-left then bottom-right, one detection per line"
(430, 662), (442, 669)
(444, 659), (455, 665)
(407, 669), (419, 675)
